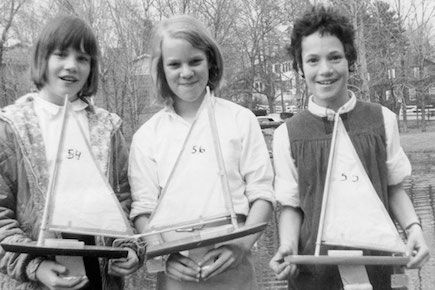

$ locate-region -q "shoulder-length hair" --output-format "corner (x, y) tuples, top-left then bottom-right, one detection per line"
(31, 15), (100, 98)
(150, 15), (224, 105)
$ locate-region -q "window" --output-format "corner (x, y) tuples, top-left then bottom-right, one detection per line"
(413, 67), (420, 78)
(409, 87), (416, 101)
(386, 90), (391, 100)
(387, 68), (395, 79)
(273, 64), (280, 73)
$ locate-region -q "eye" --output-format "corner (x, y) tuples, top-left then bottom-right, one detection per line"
(77, 55), (91, 62)
(190, 58), (204, 66)
(306, 57), (318, 64)
(53, 50), (67, 57)
(166, 61), (180, 68)
(330, 54), (344, 62)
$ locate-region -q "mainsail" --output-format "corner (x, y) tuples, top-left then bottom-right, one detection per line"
(45, 100), (132, 237)
(321, 116), (406, 253)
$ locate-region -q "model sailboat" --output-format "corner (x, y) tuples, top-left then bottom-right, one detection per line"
(141, 88), (267, 259)
(1, 97), (132, 258)
(285, 112), (410, 288)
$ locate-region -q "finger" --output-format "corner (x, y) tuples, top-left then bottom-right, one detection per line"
(109, 265), (136, 277)
(407, 248), (430, 268)
(72, 277), (90, 289)
(165, 270), (199, 283)
(50, 263), (68, 275)
(202, 256), (234, 280)
(168, 255), (201, 275)
(275, 264), (291, 280)
(200, 250), (231, 278)
(270, 260), (289, 275)
(198, 249), (221, 267)
(166, 258), (200, 281)
(111, 256), (139, 269)
(166, 264), (200, 282)
(289, 264), (299, 277)
(53, 276), (88, 288)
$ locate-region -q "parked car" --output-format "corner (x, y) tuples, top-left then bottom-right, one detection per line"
(256, 115), (283, 129)
(256, 116), (276, 124)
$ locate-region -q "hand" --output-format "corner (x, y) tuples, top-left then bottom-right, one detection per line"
(406, 225), (430, 268)
(269, 243), (298, 280)
(165, 252), (201, 282)
(108, 248), (140, 276)
(198, 243), (247, 281)
(36, 260), (88, 290)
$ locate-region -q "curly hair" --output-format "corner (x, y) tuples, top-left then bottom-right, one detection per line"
(288, 5), (357, 77)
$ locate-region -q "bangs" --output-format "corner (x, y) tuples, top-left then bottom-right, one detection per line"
(172, 31), (208, 51)
(46, 17), (98, 57)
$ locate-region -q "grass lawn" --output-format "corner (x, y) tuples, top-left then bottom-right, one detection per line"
(399, 120), (435, 152)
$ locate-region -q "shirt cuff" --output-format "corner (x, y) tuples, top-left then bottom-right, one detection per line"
(25, 257), (45, 282)
(387, 148), (412, 185)
(246, 188), (276, 207)
(130, 201), (156, 220)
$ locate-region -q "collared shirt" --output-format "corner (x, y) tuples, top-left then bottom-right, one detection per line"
(33, 94), (90, 169)
(129, 92), (274, 227)
(274, 91), (411, 207)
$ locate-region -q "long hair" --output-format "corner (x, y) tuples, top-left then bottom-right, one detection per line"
(150, 15), (224, 105)
(31, 15), (100, 98)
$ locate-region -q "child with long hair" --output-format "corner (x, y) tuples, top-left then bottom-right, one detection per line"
(129, 15), (274, 289)
(0, 15), (143, 289)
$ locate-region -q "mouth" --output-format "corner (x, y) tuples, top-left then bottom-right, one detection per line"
(179, 81), (197, 86)
(59, 75), (78, 83)
(317, 79), (337, 85)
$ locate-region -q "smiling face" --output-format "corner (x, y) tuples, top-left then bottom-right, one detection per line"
(40, 46), (91, 105)
(162, 37), (209, 110)
(301, 31), (349, 110)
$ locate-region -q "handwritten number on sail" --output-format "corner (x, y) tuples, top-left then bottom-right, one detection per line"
(46, 105), (132, 237)
(322, 117), (406, 253)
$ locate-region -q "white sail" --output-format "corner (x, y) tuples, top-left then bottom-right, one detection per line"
(46, 102), (132, 237)
(322, 117), (406, 253)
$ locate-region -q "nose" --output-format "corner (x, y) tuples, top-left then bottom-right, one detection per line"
(64, 55), (78, 71)
(180, 64), (193, 78)
(319, 59), (333, 75)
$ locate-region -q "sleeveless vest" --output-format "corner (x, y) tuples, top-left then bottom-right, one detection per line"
(286, 101), (394, 289)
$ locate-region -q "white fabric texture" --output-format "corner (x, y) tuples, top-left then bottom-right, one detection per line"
(129, 92), (274, 227)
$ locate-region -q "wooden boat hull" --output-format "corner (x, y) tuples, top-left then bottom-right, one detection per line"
(146, 222), (267, 258)
(0, 241), (128, 258)
(285, 255), (409, 265)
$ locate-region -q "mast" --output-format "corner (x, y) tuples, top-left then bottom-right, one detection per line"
(37, 96), (70, 245)
(314, 112), (340, 256)
(207, 88), (238, 228)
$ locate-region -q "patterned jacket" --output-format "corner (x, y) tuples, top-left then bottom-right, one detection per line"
(0, 94), (143, 289)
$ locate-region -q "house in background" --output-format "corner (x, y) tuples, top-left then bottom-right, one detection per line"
(131, 53), (162, 125)
(378, 57), (435, 112)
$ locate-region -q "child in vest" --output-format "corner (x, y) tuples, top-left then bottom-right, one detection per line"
(269, 5), (429, 290)
(0, 15), (143, 289)
(129, 15), (274, 289)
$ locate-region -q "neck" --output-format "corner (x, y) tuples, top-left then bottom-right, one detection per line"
(173, 93), (206, 123)
(315, 91), (350, 112)
(39, 88), (78, 106)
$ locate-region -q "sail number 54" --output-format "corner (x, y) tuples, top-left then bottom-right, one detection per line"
(66, 149), (82, 160)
